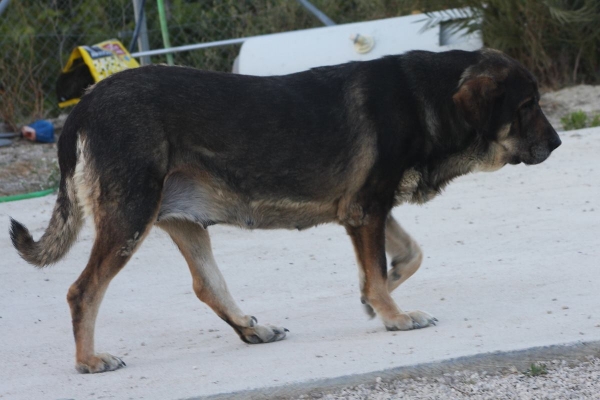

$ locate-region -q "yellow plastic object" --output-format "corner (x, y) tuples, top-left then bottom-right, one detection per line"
(58, 39), (139, 108)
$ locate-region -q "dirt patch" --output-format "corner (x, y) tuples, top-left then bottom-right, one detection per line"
(540, 85), (600, 129)
(0, 116), (65, 197)
(1, 85), (599, 197)
(0, 138), (59, 196)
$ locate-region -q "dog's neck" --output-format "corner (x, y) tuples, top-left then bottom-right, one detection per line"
(395, 120), (489, 206)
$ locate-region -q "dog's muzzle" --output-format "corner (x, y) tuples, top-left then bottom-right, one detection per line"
(525, 133), (561, 165)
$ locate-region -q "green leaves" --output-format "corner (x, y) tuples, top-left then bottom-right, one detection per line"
(561, 110), (600, 130)
(421, 0), (600, 87)
(523, 363), (548, 377)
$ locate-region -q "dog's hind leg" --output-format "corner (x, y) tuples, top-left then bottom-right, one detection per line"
(385, 215), (423, 293)
(346, 213), (436, 331)
(67, 202), (158, 373)
(67, 173), (161, 373)
(158, 219), (287, 344)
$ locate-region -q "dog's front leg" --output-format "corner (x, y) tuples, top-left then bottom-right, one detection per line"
(346, 213), (436, 331)
(385, 215), (423, 293)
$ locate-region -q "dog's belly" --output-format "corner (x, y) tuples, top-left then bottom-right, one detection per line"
(157, 171), (338, 230)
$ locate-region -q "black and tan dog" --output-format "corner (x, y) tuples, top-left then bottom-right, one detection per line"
(10, 48), (560, 373)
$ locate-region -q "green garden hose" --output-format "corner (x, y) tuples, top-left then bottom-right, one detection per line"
(157, 0), (174, 65)
(0, 188), (56, 203)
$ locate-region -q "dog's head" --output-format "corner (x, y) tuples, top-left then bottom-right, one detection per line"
(453, 49), (561, 170)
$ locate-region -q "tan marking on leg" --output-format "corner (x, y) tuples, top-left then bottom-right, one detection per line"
(336, 129), (376, 225)
(158, 219), (245, 323)
(67, 217), (154, 373)
(346, 215), (414, 330)
(73, 135), (98, 219)
(385, 215), (423, 293)
(157, 219), (287, 344)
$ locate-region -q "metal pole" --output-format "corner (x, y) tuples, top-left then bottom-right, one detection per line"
(296, 0), (335, 26)
(132, 0), (335, 63)
(156, 0), (174, 65)
(129, 5), (336, 61)
(132, 0), (151, 65)
(130, 36), (250, 58)
(0, 0), (11, 16)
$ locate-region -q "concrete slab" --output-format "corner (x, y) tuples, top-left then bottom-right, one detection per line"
(0, 128), (598, 400)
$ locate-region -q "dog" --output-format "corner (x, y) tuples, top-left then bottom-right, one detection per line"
(10, 48), (561, 373)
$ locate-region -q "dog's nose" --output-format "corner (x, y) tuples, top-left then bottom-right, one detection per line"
(549, 134), (562, 152)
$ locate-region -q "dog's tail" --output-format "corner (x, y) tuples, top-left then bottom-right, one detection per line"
(10, 109), (84, 267)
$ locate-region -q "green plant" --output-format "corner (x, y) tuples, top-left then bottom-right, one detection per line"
(523, 363), (548, 377)
(591, 114), (600, 128)
(561, 110), (588, 130)
(421, 0), (600, 88)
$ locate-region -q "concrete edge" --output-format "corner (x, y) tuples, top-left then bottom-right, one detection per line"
(189, 340), (600, 400)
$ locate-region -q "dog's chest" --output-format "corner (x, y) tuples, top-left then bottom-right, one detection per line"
(394, 168), (439, 205)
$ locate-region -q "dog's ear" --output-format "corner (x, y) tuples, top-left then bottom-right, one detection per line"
(453, 76), (503, 134)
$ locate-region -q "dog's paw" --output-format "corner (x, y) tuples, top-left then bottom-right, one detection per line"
(384, 311), (437, 331)
(383, 313), (417, 331)
(241, 323), (288, 344)
(408, 310), (437, 328)
(75, 353), (126, 374)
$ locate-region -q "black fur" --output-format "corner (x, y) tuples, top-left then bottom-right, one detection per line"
(9, 218), (32, 257)
(56, 58), (95, 103)
(74, 50), (556, 214)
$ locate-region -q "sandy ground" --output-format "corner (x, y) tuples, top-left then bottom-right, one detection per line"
(541, 85), (600, 129)
(0, 127), (598, 399)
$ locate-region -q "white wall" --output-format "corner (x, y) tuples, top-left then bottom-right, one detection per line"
(236, 11), (482, 76)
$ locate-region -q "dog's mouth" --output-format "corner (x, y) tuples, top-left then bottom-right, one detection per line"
(522, 158), (544, 166)
(506, 144), (552, 166)
(522, 144), (552, 165)
(507, 156), (522, 165)
(499, 143), (521, 165)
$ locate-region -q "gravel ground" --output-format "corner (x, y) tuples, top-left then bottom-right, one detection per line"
(0, 115), (65, 196)
(0, 138), (58, 196)
(296, 358), (600, 400)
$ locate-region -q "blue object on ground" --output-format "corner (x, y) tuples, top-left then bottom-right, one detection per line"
(28, 120), (54, 143)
